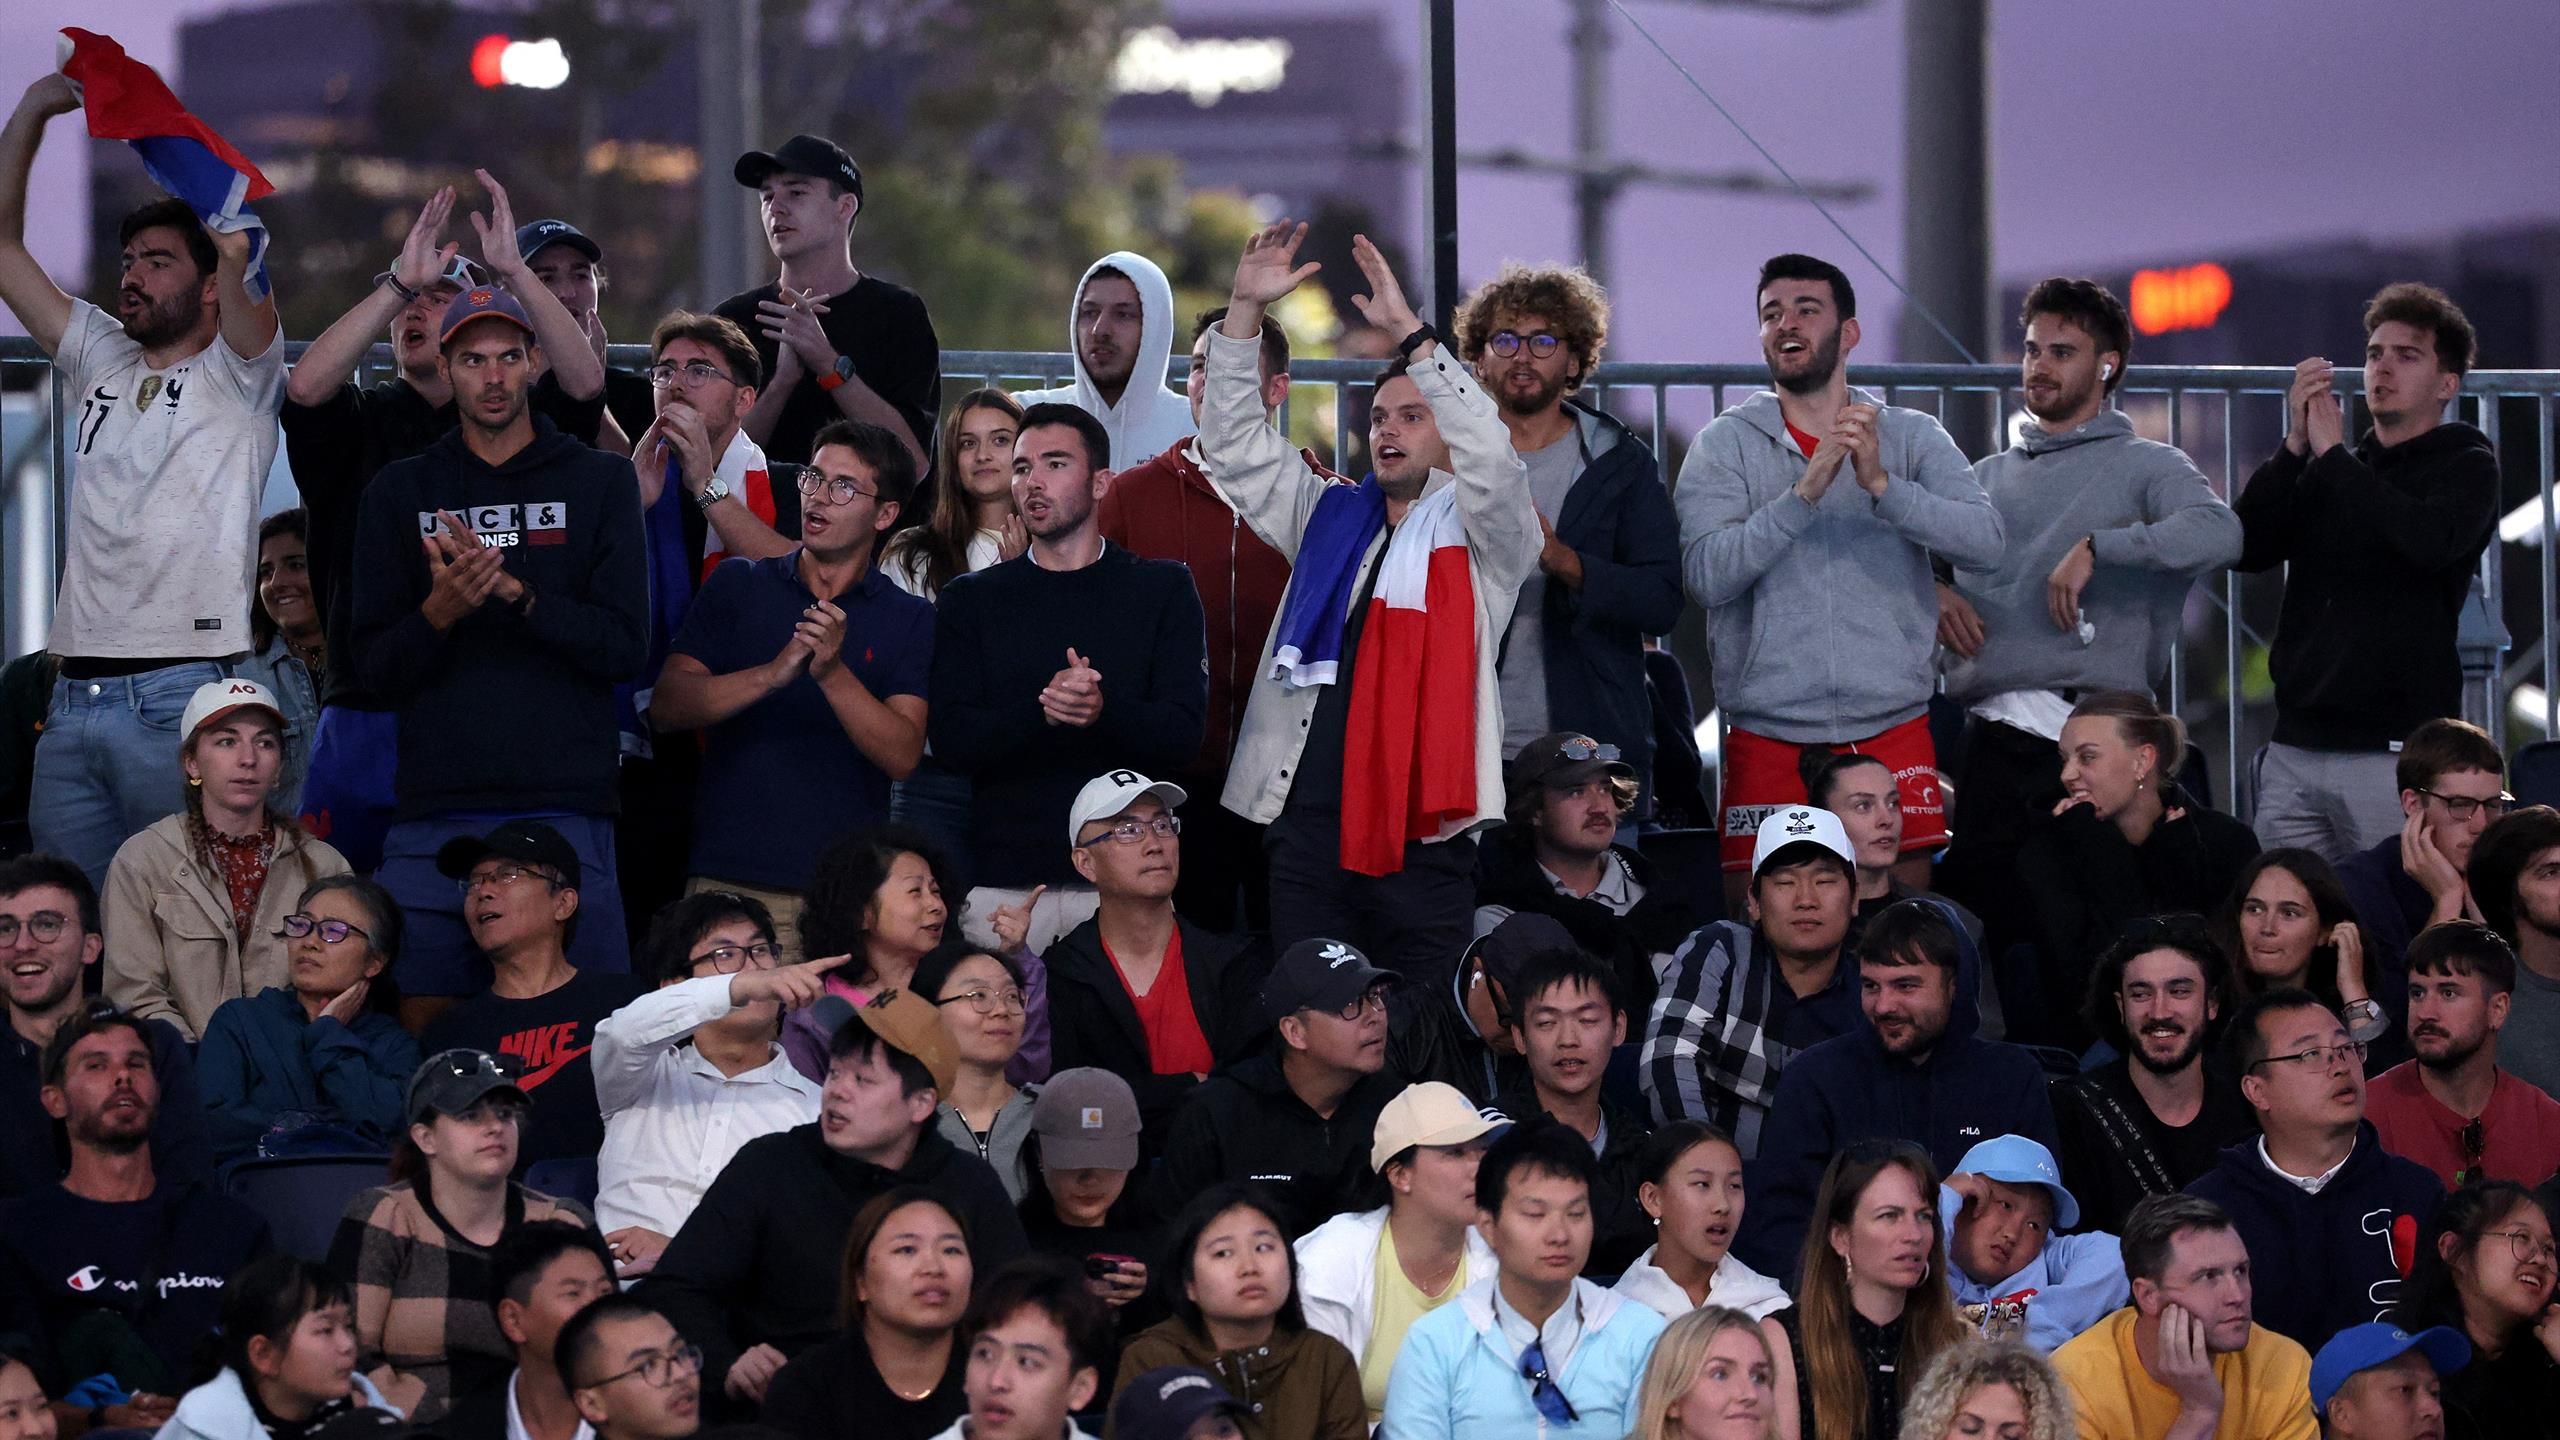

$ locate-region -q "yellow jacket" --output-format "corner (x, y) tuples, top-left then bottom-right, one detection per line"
(2052, 1307), (2316, 1440)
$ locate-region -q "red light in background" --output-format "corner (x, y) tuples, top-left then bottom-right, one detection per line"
(2130, 263), (2233, 336)
(470, 34), (510, 88)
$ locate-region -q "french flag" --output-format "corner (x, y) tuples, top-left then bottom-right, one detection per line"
(57, 28), (275, 302)
(1339, 483), (1479, 876)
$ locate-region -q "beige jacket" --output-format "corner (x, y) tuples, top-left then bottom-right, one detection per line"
(103, 814), (349, 1040)
(1197, 326), (1540, 832)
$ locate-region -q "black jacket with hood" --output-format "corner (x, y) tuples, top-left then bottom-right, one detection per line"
(2186, 1120), (2443, 1353)
(349, 415), (647, 817)
(1142, 1052), (1397, 1237)
(1044, 915), (1268, 1151)
(1735, 900), (2060, 1277)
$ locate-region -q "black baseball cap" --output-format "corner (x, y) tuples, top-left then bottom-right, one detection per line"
(405, 1048), (529, 1125)
(733, 134), (863, 204)
(1110, 1367), (1249, 1440)
(1261, 938), (1400, 1025)
(436, 821), (582, 886)
(1461, 912), (1576, 999)
(515, 218), (602, 265)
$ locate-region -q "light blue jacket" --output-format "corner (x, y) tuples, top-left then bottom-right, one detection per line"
(1940, 1182), (2129, 1354)
(1380, 1275), (1667, 1440)
(161, 1369), (397, 1440)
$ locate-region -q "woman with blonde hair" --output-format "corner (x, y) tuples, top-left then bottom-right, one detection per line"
(1628, 1305), (1785, 1440)
(1894, 1339), (2077, 1440)
(1775, 1140), (1967, 1440)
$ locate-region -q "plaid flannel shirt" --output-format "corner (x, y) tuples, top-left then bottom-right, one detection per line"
(1638, 919), (1854, 1158)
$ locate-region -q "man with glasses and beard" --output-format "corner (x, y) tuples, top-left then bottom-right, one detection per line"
(2365, 920), (2560, 1187)
(282, 179), (609, 876)
(1453, 267), (1681, 818)
(1674, 254), (2003, 911)
(1934, 280), (2241, 954)
(929, 404), (1206, 955)
(0, 74), (287, 890)
(652, 419), (933, 962)
(2052, 918), (2257, 1234)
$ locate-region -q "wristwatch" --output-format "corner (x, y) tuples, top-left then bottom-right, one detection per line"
(2340, 997), (2387, 1042)
(816, 354), (853, 392)
(1396, 323), (1439, 358)
(695, 475), (730, 512)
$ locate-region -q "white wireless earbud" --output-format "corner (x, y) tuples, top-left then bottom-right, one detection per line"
(2101, 362), (2115, 380)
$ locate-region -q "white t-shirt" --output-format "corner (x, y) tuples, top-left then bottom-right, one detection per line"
(52, 299), (284, 658)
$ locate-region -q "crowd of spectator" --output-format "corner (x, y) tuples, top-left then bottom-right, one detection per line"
(0, 65), (2552, 1440)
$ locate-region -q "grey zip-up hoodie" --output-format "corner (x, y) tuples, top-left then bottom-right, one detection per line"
(1675, 387), (2003, 741)
(1945, 409), (2242, 706)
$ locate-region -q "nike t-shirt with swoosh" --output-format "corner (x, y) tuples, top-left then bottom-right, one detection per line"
(422, 970), (650, 1175)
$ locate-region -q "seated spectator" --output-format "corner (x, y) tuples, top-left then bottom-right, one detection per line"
(1739, 899), (2056, 1277)
(437, 1220), (619, 1440)
(0, 1004), (271, 1410)
(1016, 1069), (1158, 1344)
(1205, 226), (1539, 991)
(331, 1049), (594, 1421)
(763, 1188), (973, 1440)
(2052, 1192), (2316, 1440)
(1623, 1305), (1784, 1440)
(1295, 1081), (1503, 1423)
(558, 1294), (704, 1440)
(1473, 733), (1698, 1017)
(158, 1255), (399, 1440)
(2221, 849), (2394, 1063)
(1047, 769), (1261, 1149)
(1, 855), (211, 1197)
(2465, 805), (2560, 1099)
(2311, 1322), (2468, 1440)
(1895, 1339), (2081, 1440)
(197, 874), (421, 1163)
(1613, 1121), (1789, 1323)
(421, 823), (651, 1172)
(1770, 1140), (1963, 1440)
(2338, 721), (2509, 1029)
(640, 991), (1026, 1414)
(653, 419), (934, 962)
(349, 279), (649, 1016)
(1393, 910), (1557, 1105)
(1493, 945), (1653, 1276)
(2390, 1178), (2560, 1438)
(1147, 940), (1402, 1238)
(915, 940), (1038, 1200)
(1940, 1135), (2128, 1353)
(2051, 916), (2258, 1235)
(1114, 1183), (1365, 1440)
(248, 508), (323, 816)
(932, 1257), (1115, 1440)
(1108, 1365), (1251, 1440)
(1640, 807), (1864, 1156)
(1382, 1118), (1670, 1440)
(0, 1346), (58, 1440)
(2235, 284), (2495, 866)
(1798, 749), (1985, 954)
(103, 679), (350, 1040)
(2368, 921), (2560, 1187)
(2187, 989), (2444, 1352)
(2013, 690), (2259, 1049)
(591, 891), (825, 1276)
(930, 400), (1207, 956)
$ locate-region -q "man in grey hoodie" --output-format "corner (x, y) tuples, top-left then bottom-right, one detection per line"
(1016, 252), (1194, 469)
(1934, 278), (2242, 961)
(1675, 254), (2004, 907)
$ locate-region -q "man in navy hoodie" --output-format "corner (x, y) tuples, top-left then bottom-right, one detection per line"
(2187, 987), (2443, 1353)
(351, 285), (648, 1028)
(1737, 896), (2057, 1277)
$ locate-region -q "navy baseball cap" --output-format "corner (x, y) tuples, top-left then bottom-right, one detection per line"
(436, 820), (580, 885)
(515, 218), (602, 265)
(1109, 1367), (1248, 1440)
(734, 134), (863, 204)
(2309, 1323), (2469, 1415)
(436, 284), (537, 346)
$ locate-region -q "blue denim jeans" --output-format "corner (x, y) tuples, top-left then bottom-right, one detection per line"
(377, 810), (629, 996)
(30, 660), (232, 888)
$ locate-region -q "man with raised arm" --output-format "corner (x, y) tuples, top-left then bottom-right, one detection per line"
(281, 178), (607, 872)
(1203, 222), (1540, 990)
(0, 72), (284, 888)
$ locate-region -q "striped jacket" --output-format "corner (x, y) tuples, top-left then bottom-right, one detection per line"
(1636, 919), (1860, 1157)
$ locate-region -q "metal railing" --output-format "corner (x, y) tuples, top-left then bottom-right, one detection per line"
(7, 339), (2558, 815)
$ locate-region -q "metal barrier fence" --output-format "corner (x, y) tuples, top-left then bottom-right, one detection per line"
(7, 338), (2558, 816)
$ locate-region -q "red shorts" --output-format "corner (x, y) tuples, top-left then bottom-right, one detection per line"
(1720, 715), (1948, 871)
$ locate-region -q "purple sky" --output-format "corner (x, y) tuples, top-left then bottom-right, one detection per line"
(12, 0), (2560, 363)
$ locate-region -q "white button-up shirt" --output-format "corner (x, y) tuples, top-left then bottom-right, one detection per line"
(592, 975), (823, 1235)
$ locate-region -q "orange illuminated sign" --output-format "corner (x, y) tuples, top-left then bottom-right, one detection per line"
(2130, 263), (2232, 336)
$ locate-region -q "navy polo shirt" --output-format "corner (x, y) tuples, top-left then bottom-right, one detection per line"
(669, 550), (934, 891)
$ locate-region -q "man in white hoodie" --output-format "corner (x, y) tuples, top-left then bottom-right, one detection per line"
(1016, 253), (1194, 468)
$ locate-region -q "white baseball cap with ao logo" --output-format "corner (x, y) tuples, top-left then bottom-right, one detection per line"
(180, 678), (285, 742)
